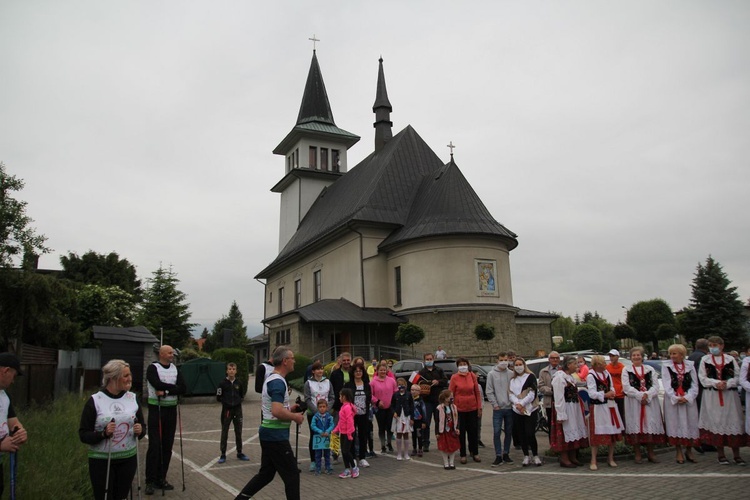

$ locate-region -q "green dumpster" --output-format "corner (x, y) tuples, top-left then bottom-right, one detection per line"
(179, 358), (226, 396)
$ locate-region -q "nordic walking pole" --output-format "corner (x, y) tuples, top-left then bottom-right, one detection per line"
(135, 417), (143, 500)
(158, 396), (165, 497)
(177, 399), (185, 492)
(104, 418), (115, 500)
(9, 426), (19, 500)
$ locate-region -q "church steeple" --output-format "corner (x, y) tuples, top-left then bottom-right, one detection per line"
(373, 57), (393, 152)
(297, 50), (335, 126)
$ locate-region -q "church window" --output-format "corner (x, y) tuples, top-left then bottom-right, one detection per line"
(313, 270), (321, 302)
(294, 279), (301, 309)
(332, 150), (340, 172)
(278, 287), (285, 314)
(275, 329), (290, 345)
(395, 266), (402, 306)
(309, 146), (318, 169)
(320, 148), (328, 171)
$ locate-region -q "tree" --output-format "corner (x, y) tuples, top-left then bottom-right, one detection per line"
(60, 250), (142, 298)
(76, 284), (137, 337)
(550, 313), (576, 339)
(137, 264), (195, 348)
(395, 323), (425, 357)
(582, 311), (617, 351)
(572, 323), (602, 351)
(682, 256), (747, 350)
(205, 301), (248, 353)
(0, 162), (50, 268)
(613, 322), (636, 340)
(626, 298), (675, 352)
(474, 323), (496, 358)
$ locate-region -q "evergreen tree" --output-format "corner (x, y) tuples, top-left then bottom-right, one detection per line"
(137, 264), (194, 348)
(60, 250), (142, 298)
(682, 256), (747, 350)
(205, 301), (248, 352)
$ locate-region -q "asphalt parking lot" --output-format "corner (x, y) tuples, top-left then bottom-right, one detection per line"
(143, 377), (749, 500)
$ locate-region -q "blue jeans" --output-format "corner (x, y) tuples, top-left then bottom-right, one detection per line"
(423, 401), (436, 449)
(492, 408), (514, 457)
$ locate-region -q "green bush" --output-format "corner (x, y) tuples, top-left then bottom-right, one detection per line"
(211, 348), (250, 397)
(179, 347), (210, 362)
(14, 393), (94, 499)
(573, 323), (603, 351)
(288, 353), (311, 381)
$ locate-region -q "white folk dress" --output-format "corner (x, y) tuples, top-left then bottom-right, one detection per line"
(661, 360), (700, 446)
(698, 353), (745, 447)
(621, 364), (665, 445)
(738, 357), (750, 438)
(550, 370), (588, 452)
(586, 370), (624, 446)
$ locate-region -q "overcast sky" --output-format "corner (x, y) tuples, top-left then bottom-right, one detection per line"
(2, 1), (749, 338)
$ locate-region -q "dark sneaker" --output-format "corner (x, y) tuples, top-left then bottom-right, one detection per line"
(478, 440), (486, 448)
(492, 456), (503, 467)
(145, 484), (155, 496)
(218, 455), (226, 464)
(159, 481), (175, 491)
(237, 453), (250, 461)
(503, 454), (514, 464)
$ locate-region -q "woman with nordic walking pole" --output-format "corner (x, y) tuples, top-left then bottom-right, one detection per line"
(79, 359), (145, 500)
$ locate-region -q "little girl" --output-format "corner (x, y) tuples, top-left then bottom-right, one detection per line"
(333, 388), (359, 478)
(435, 389), (460, 469)
(390, 378), (414, 461)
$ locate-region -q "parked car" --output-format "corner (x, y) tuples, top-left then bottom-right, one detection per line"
(392, 359), (424, 382)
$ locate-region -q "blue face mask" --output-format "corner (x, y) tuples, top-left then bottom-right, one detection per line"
(425, 361), (434, 367)
(710, 347), (721, 356)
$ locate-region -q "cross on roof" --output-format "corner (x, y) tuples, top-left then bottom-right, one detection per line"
(309, 34), (320, 51)
(447, 141), (456, 158)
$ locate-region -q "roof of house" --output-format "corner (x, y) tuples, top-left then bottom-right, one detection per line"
(92, 325), (159, 343)
(295, 298), (405, 324)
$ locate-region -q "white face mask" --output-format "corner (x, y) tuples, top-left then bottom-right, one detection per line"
(514, 365), (525, 374)
(458, 365), (469, 373)
(497, 361), (509, 370)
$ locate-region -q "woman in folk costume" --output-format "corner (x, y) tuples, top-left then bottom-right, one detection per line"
(79, 359), (145, 500)
(662, 343), (700, 464)
(550, 355), (588, 468)
(739, 351), (750, 444)
(698, 336), (745, 465)
(621, 346), (665, 464)
(586, 355), (624, 470)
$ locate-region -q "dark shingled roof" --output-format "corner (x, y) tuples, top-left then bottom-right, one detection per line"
(515, 309), (559, 318)
(92, 325), (159, 343)
(273, 52), (359, 155)
(258, 125), (444, 278)
(295, 299), (404, 324)
(380, 158), (518, 251)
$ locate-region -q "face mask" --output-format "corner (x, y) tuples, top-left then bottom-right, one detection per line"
(425, 361), (434, 367)
(497, 361), (508, 370)
(458, 365), (468, 373)
(398, 385), (406, 391)
(514, 366), (525, 374)
(710, 347), (721, 356)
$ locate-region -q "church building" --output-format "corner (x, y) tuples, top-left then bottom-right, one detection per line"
(255, 49), (555, 361)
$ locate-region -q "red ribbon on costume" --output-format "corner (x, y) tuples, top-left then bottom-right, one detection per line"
(674, 362), (685, 397)
(609, 407), (620, 427)
(634, 365), (647, 433)
(712, 354), (725, 407)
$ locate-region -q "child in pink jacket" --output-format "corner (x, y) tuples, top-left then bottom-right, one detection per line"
(333, 388), (358, 478)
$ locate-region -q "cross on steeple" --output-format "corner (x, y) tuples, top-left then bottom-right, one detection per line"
(309, 34), (320, 51)
(447, 141), (456, 158)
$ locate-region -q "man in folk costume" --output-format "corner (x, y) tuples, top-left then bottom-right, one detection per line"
(550, 355), (588, 468)
(697, 336), (745, 465)
(621, 346), (665, 463)
(145, 345), (186, 494)
(662, 343), (700, 464)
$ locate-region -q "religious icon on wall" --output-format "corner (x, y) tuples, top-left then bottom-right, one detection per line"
(476, 259), (498, 297)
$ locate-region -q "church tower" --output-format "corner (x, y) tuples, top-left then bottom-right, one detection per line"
(271, 49), (360, 251)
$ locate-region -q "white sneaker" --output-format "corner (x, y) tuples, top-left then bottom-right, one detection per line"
(397, 454), (403, 461)
(404, 454), (411, 461)
(522, 456), (530, 466)
(534, 456), (542, 466)
(359, 459), (370, 468)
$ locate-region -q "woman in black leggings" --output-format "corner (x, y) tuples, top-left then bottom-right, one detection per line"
(344, 363), (372, 466)
(509, 357), (543, 466)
